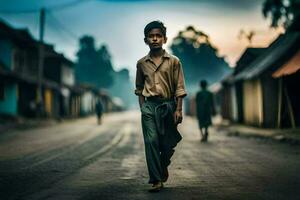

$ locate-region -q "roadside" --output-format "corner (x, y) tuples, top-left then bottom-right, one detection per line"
(188, 115), (300, 145)
(0, 111), (129, 134)
(216, 121), (300, 145)
(0, 115), (60, 133)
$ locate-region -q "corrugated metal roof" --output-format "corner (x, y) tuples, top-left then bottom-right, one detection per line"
(234, 48), (266, 75)
(236, 48), (266, 67)
(272, 50), (300, 78)
(234, 32), (300, 81)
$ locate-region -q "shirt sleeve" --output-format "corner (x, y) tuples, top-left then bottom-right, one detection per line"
(174, 60), (187, 98)
(135, 62), (144, 96)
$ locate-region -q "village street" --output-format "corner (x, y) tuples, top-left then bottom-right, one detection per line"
(0, 111), (299, 200)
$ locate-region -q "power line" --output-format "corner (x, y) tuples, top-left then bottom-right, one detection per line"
(46, 21), (78, 48)
(48, 0), (92, 11)
(0, 0), (89, 14)
(47, 11), (79, 40)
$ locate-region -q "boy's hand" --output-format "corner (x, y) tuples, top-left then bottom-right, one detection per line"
(174, 110), (183, 125)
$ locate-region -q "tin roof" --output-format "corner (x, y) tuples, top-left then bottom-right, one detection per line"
(272, 50), (300, 78)
(234, 48), (266, 75)
(234, 32), (300, 81)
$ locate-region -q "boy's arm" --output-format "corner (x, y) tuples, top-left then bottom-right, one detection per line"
(174, 96), (183, 124)
(176, 97), (183, 112)
(174, 60), (187, 98)
(174, 60), (187, 124)
(135, 62), (144, 96)
(135, 62), (145, 110)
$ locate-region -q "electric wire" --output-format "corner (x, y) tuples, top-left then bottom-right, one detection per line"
(0, 0), (89, 14)
(47, 10), (79, 40)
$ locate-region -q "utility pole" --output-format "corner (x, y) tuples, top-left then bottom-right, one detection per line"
(37, 8), (45, 117)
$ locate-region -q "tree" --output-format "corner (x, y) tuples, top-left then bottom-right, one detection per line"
(109, 68), (135, 109)
(170, 26), (231, 92)
(76, 35), (114, 88)
(262, 0), (300, 29)
(97, 45), (114, 87)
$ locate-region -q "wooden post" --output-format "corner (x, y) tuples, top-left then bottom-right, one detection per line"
(277, 77), (282, 128)
(284, 83), (296, 128)
(37, 8), (45, 117)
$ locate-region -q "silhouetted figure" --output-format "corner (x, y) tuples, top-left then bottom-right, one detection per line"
(135, 21), (187, 192)
(95, 99), (103, 125)
(196, 80), (215, 142)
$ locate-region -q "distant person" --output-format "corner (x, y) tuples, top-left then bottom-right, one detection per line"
(135, 21), (187, 192)
(95, 99), (103, 125)
(195, 80), (215, 142)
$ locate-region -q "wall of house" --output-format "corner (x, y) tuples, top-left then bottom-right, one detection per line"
(284, 71), (300, 127)
(220, 84), (232, 120)
(43, 59), (60, 82)
(0, 40), (13, 69)
(50, 90), (60, 119)
(18, 82), (36, 117)
(261, 73), (279, 128)
(80, 91), (94, 116)
(12, 48), (26, 73)
(70, 95), (80, 117)
(235, 81), (244, 123)
(21, 48), (39, 78)
(230, 85), (238, 122)
(60, 88), (70, 117)
(61, 65), (74, 86)
(44, 88), (53, 117)
(0, 82), (17, 115)
(243, 79), (263, 126)
(44, 89), (60, 118)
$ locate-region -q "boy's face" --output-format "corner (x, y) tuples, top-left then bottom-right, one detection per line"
(144, 28), (167, 50)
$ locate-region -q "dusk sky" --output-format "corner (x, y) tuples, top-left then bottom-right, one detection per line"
(0, 0), (283, 77)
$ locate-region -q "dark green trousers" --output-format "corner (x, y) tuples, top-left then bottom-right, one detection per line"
(141, 100), (176, 184)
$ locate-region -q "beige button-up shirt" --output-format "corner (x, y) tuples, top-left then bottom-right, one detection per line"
(135, 51), (187, 99)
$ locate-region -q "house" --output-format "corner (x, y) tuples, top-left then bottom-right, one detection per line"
(0, 20), (69, 118)
(43, 47), (78, 118)
(0, 20), (42, 117)
(225, 48), (267, 123)
(272, 49), (300, 127)
(0, 60), (18, 117)
(233, 32), (300, 128)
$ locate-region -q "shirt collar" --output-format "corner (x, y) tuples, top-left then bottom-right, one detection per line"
(144, 50), (171, 62)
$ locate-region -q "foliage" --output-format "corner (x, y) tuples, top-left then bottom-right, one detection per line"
(76, 35), (114, 88)
(109, 68), (135, 109)
(170, 26), (231, 92)
(262, 0), (300, 28)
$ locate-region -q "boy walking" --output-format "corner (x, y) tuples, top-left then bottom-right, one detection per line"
(135, 21), (187, 192)
(95, 98), (103, 125)
(195, 80), (215, 142)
